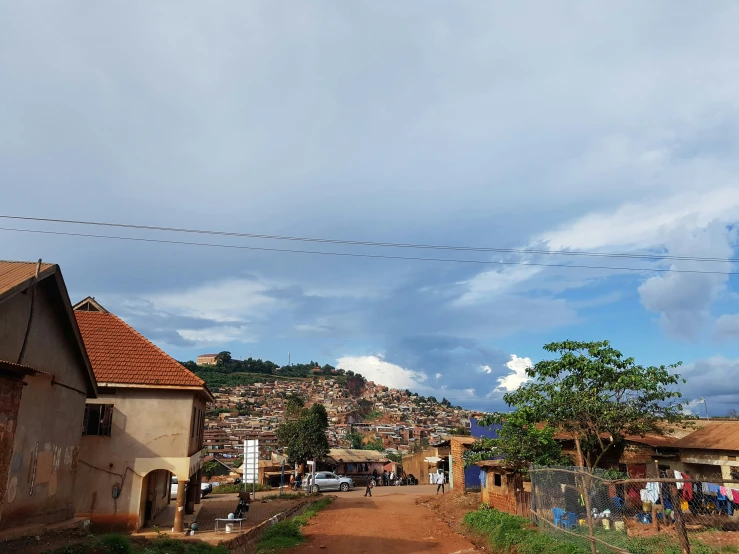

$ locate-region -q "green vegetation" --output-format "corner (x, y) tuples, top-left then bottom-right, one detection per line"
(464, 506), (739, 554)
(212, 482), (272, 493)
(469, 410), (571, 472)
(42, 534), (228, 554)
(483, 340), (689, 470)
(202, 459), (220, 480)
(257, 497), (333, 553)
(277, 404), (330, 465)
(260, 492), (306, 500)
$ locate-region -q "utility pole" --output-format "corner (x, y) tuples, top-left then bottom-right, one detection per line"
(288, 352), (291, 366)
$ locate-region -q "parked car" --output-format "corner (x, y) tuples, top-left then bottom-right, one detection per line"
(200, 482), (213, 497)
(303, 472), (354, 493)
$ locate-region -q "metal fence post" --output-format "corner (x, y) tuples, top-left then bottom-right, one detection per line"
(670, 484), (691, 554)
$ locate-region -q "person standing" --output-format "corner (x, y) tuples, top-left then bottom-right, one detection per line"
(436, 470), (445, 495)
(364, 477), (374, 497)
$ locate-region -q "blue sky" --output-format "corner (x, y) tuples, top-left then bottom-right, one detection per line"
(2, 2), (739, 415)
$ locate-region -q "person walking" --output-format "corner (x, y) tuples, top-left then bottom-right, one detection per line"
(436, 470), (445, 495)
(364, 477), (374, 497)
(382, 470), (388, 487)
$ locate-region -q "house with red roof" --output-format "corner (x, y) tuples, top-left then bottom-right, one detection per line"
(0, 261), (98, 533)
(72, 297), (213, 533)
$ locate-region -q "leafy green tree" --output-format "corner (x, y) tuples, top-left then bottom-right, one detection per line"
(285, 394), (305, 420)
(346, 432), (364, 450)
(363, 439), (384, 452)
(472, 411), (571, 471)
(386, 452), (403, 464)
(494, 340), (687, 470)
(215, 351), (233, 368)
(203, 459), (220, 480)
(309, 403), (329, 428)
(276, 403), (330, 465)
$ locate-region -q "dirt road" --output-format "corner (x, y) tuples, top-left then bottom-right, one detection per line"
(289, 485), (479, 554)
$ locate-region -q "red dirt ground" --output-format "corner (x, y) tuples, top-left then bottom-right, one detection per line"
(288, 485), (481, 554)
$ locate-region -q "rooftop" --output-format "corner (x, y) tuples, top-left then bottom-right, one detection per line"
(75, 305), (206, 389)
(671, 421), (739, 451)
(0, 260), (55, 298)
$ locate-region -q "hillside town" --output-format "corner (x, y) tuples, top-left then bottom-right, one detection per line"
(202, 373), (475, 463)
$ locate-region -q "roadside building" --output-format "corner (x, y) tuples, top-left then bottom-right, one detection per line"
(450, 436), (478, 490)
(0, 261), (97, 531)
(197, 354), (218, 366)
(402, 442), (451, 484)
(73, 297), (213, 533)
(476, 460), (530, 516)
(324, 449), (388, 483)
(656, 421), (739, 481)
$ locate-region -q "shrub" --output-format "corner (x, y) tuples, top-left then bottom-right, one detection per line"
(97, 534), (132, 554)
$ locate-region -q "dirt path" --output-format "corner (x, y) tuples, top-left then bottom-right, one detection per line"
(289, 486), (479, 554)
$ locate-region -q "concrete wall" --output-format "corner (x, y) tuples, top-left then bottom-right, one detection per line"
(75, 388), (200, 531)
(402, 446), (450, 484)
(0, 281), (90, 530)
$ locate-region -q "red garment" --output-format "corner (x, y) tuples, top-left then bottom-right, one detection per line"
(682, 474), (693, 501)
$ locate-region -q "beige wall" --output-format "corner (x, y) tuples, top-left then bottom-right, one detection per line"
(75, 388), (203, 531)
(0, 281), (91, 530)
(402, 446), (450, 484)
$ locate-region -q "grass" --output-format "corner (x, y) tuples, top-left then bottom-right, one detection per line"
(464, 506), (739, 554)
(260, 492), (306, 501)
(42, 535), (228, 554)
(256, 497), (333, 553)
(212, 482), (272, 494)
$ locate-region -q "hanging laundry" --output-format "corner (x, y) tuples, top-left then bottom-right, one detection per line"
(645, 482), (660, 503)
(731, 489), (739, 504)
(674, 470), (683, 490)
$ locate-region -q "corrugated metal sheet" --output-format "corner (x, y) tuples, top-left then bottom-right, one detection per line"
(671, 421), (739, 451)
(326, 449), (388, 463)
(0, 261), (55, 297)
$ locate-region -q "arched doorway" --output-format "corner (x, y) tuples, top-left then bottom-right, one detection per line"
(138, 469), (173, 530)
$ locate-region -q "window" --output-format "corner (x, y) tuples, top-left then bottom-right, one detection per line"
(494, 473), (502, 487)
(83, 404), (113, 436)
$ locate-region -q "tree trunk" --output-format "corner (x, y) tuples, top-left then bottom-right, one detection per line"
(574, 437), (585, 468)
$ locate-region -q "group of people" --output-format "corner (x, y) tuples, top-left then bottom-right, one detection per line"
(364, 468), (405, 496)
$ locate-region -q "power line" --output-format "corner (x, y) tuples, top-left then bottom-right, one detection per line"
(1, 214), (737, 264)
(2, 226), (738, 275)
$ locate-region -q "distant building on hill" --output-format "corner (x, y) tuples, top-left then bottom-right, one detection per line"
(197, 353), (218, 365)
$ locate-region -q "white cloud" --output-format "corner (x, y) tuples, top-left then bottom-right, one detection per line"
(495, 354), (533, 393)
(715, 314), (739, 340)
(336, 355), (429, 391)
(146, 278), (277, 323)
(178, 325), (256, 345)
(638, 222), (735, 339)
(480, 365), (492, 374)
(456, 265), (542, 306)
(435, 372), (442, 379)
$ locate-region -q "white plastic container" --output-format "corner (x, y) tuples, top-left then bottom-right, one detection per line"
(225, 523), (234, 533)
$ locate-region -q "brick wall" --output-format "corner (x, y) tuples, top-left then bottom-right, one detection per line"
(219, 499), (312, 554)
(450, 438), (467, 490)
(481, 470), (517, 515)
(0, 376), (24, 517)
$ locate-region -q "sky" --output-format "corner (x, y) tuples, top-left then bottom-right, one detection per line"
(2, 2), (739, 416)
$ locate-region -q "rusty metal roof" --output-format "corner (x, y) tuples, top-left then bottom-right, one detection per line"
(671, 421), (739, 451)
(0, 260), (55, 298)
(325, 449), (388, 463)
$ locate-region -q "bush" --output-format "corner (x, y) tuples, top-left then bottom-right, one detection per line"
(212, 483), (272, 494)
(141, 538), (229, 553)
(97, 534), (133, 554)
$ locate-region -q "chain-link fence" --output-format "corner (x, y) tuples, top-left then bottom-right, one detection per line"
(529, 465), (739, 554)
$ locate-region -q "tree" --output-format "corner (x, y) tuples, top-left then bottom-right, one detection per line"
(285, 394), (305, 420)
(309, 403), (329, 428)
(215, 351), (232, 367)
(473, 411), (571, 471)
(203, 459), (220, 481)
(346, 432), (364, 450)
(728, 409), (739, 419)
(363, 439), (384, 451)
(386, 452), (403, 464)
(410, 437), (429, 454)
(277, 403), (330, 465)
(497, 340), (687, 470)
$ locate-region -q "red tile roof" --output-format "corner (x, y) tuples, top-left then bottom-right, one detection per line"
(75, 310), (205, 387)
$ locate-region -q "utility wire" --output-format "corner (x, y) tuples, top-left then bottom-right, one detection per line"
(1, 214), (736, 264)
(2, 226), (738, 275)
